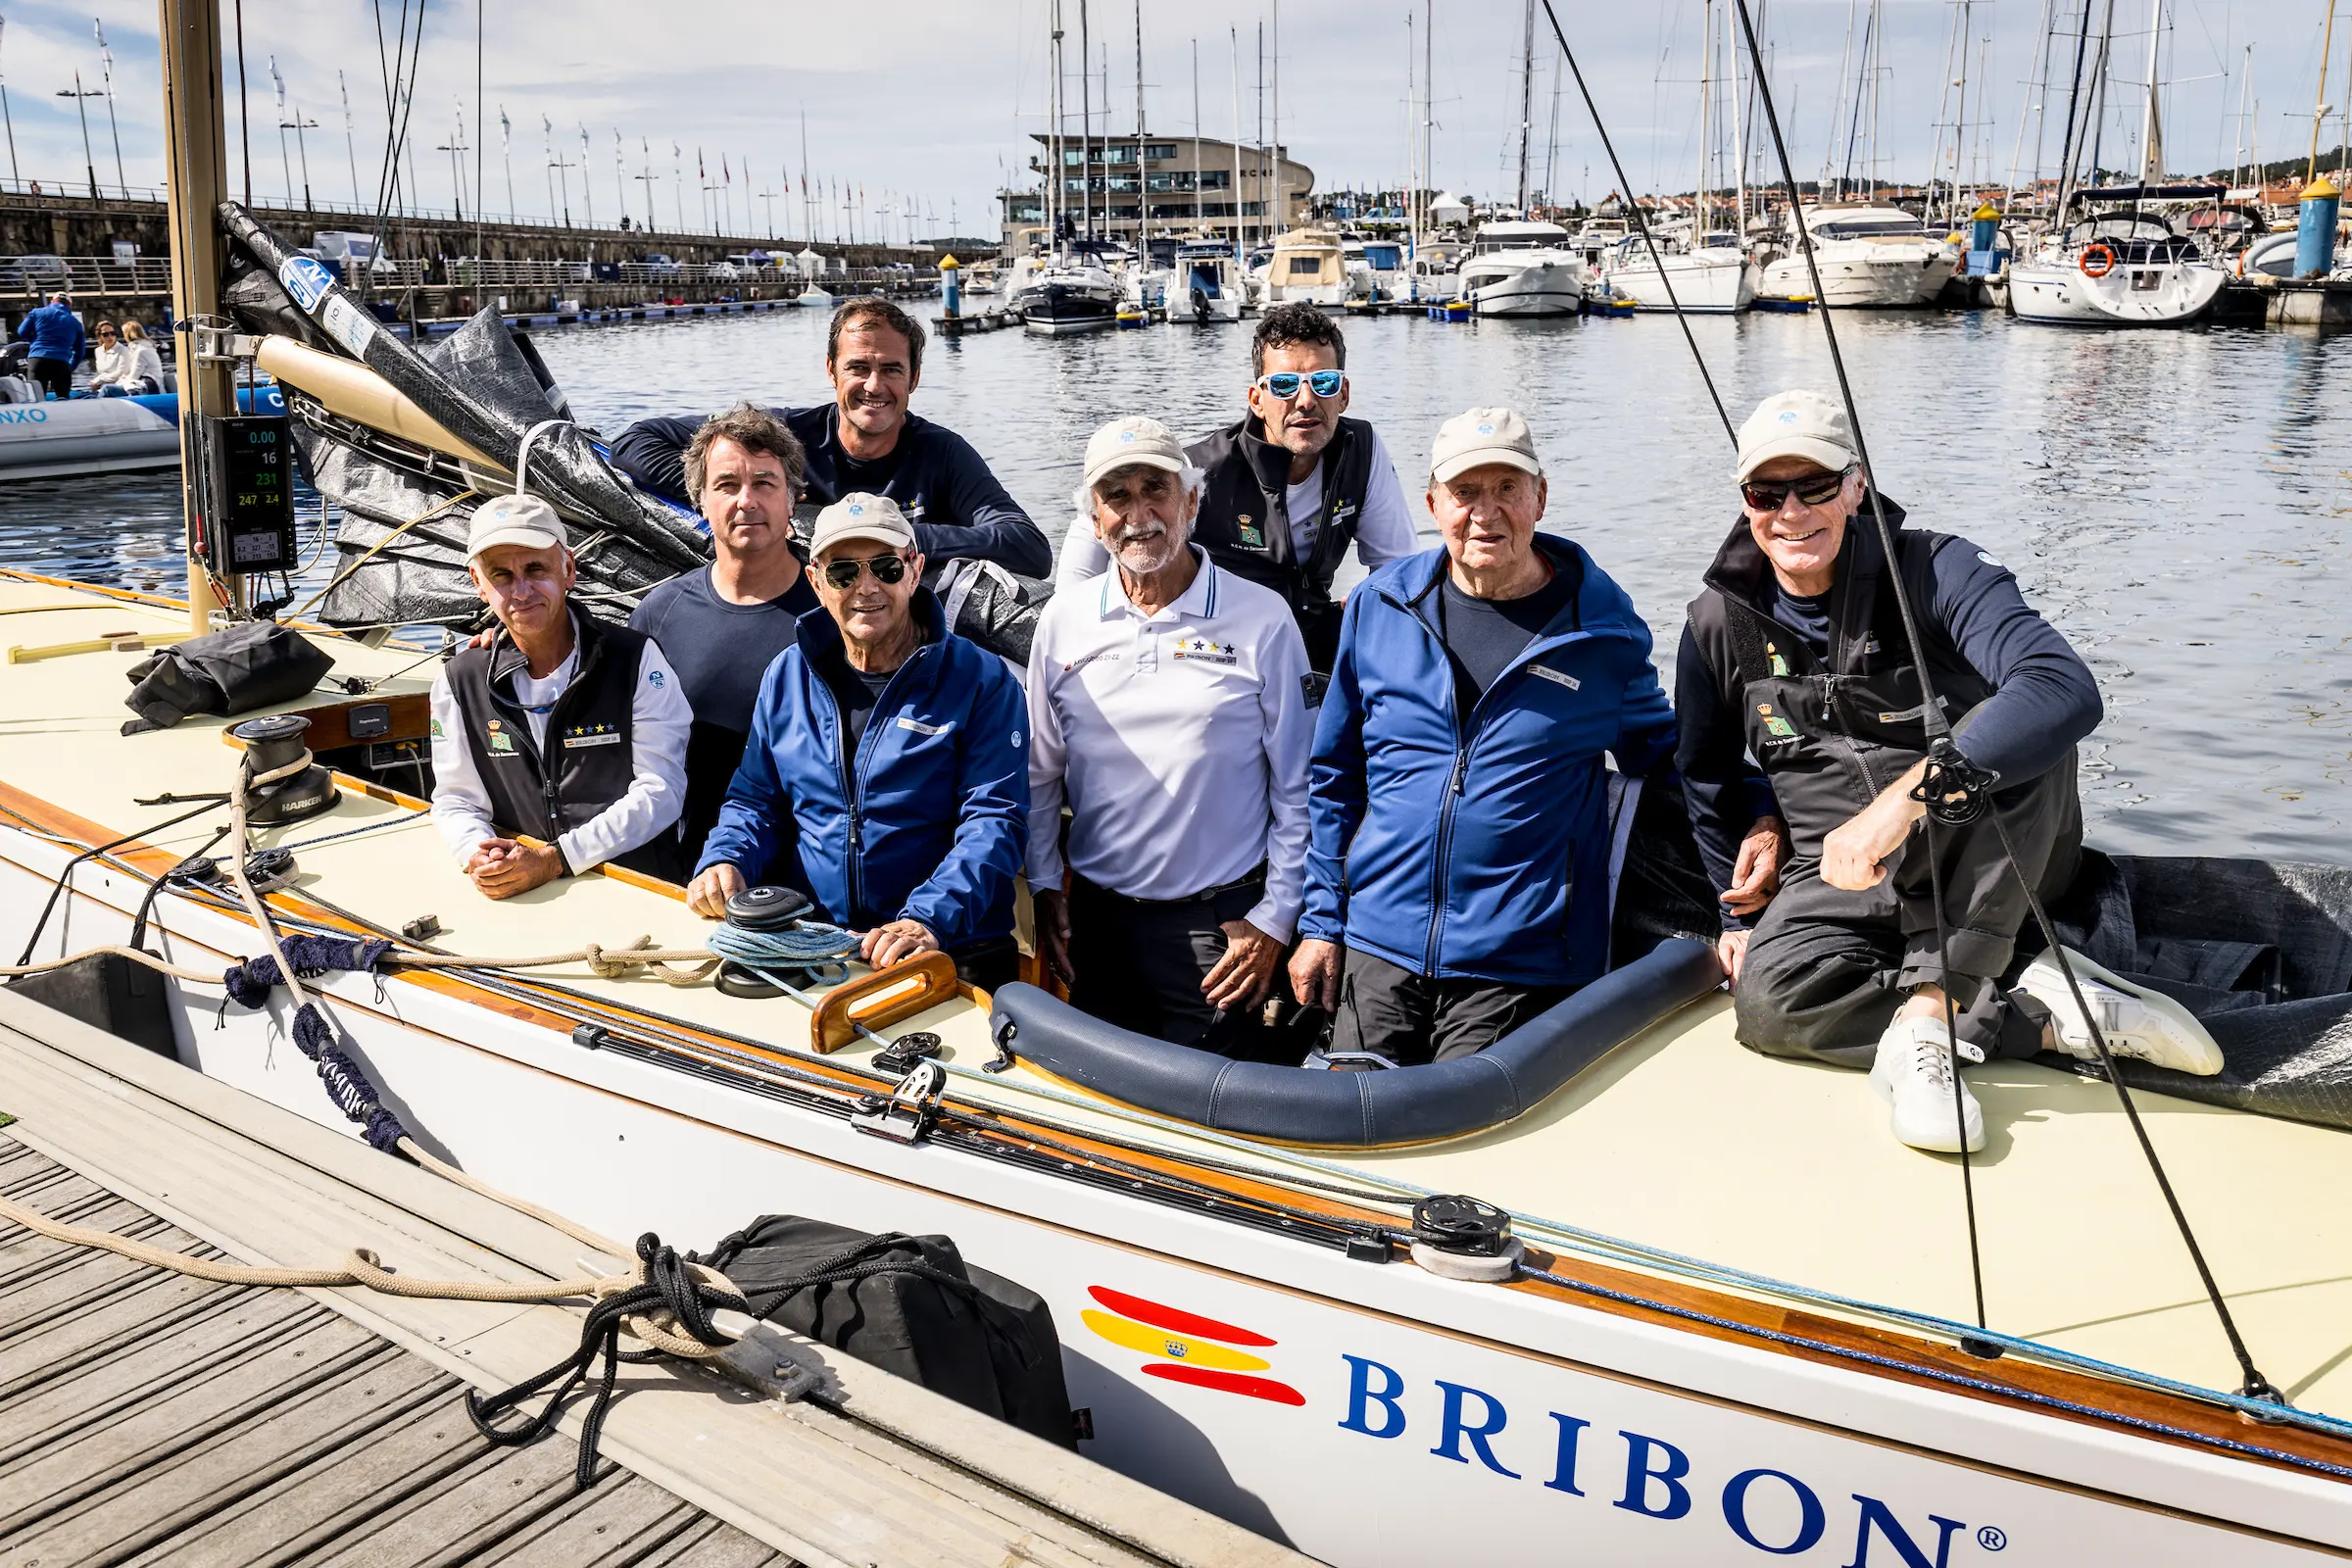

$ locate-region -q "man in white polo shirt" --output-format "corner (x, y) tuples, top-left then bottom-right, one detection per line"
(1026, 416), (1313, 1054)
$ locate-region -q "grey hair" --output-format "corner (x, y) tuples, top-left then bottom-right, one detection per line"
(1071, 461), (1206, 520)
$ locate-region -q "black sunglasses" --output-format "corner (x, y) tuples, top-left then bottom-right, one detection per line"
(1740, 467), (1852, 513)
(820, 553), (909, 590)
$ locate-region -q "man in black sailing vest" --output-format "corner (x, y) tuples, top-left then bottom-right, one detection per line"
(1055, 304), (1420, 670)
(1678, 391), (2221, 1154)
(429, 495), (693, 898)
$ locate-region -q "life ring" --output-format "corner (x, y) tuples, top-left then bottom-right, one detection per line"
(2079, 243), (2117, 278)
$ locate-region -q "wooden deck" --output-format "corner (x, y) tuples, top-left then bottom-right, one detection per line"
(0, 986), (1308, 1568)
(0, 1138), (788, 1567)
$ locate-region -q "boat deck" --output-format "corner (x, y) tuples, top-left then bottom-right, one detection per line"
(3, 574), (2349, 1425)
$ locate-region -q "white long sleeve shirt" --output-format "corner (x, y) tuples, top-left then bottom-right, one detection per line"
(428, 628), (692, 874)
(88, 338), (163, 390)
(1054, 422), (1423, 589)
(1025, 550), (1311, 942)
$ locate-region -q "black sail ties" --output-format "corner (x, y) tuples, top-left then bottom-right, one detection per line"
(1727, 0), (2280, 1407)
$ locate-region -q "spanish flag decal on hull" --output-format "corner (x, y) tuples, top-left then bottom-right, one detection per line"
(1082, 1286), (1305, 1405)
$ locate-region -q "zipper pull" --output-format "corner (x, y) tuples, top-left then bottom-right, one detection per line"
(1450, 752), (1467, 795)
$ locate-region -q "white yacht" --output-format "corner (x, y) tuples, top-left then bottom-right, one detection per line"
(1167, 243), (1245, 322)
(1602, 231), (1758, 314)
(1010, 250), (1121, 336)
(1457, 220), (1592, 318)
(1266, 228), (1356, 309)
(1757, 203), (1959, 308)
(2008, 198), (2229, 327)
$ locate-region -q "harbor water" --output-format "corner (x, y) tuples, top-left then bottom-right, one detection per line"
(5, 305), (2345, 862)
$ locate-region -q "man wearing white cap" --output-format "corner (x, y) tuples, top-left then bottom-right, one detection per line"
(1288, 408), (1678, 1063)
(429, 494), (692, 898)
(692, 492), (1029, 984)
(1679, 389), (2215, 1156)
(1026, 417), (1311, 1054)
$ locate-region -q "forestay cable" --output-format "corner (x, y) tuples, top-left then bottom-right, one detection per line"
(1728, 0), (2279, 1405)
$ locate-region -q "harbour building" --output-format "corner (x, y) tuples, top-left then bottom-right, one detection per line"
(1000, 133), (1312, 256)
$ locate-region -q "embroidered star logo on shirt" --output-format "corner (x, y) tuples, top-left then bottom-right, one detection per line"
(1172, 637), (1239, 665)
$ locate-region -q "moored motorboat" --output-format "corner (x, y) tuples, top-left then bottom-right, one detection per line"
(1012, 253), (1121, 336)
(1602, 234), (1758, 314)
(1756, 204), (1959, 308)
(1459, 220), (1592, 318)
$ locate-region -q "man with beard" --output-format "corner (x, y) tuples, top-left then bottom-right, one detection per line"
(1054, 304), (1419, 670)
(1025, 417), (1312, 1054)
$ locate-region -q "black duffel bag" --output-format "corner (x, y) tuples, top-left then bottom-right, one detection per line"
(701, 1216), (1075, 1449)
(122, 621), (334, 733)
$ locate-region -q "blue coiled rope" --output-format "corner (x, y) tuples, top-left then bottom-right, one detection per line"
(705, 920), (861, 986)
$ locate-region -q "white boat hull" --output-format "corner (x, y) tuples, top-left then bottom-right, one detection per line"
(1758, 247), (1958, 308)
(1466, 259), (1591, 318)
(2007, 259), (2228, 326)
(1606, 250), (1758, 314)
(4, 817), (2348, 1565)
(0, 385), (283, 481)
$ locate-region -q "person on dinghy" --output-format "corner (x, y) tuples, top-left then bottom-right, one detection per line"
(13, 293), (84, 401)
(1678, 389), (2223, 1156)
(1025, 416), (1312, 1055)
(87, 320), (164, 397)
(629, 406), (821, 864)
(607, 297), (1051, 578)
(1054, 304), (1422, 672)
(428, 495), (694, 897)
(1287, 408), (1678, 1064)
(688, 494), (1029, 987)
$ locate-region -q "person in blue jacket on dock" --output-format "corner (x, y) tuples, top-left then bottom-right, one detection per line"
(686, 492), (1030, 989)
(1287, 407), (1679, 1065)
(14, 294), (85, 401)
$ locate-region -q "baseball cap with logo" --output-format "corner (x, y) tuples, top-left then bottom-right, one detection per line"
(1430, 407), (1544, 485)
(465, 493), (567, 560)
(808, 492), (916, 558)
(1735, 389), (1859, 481)
(1081, 416), (1189, 490)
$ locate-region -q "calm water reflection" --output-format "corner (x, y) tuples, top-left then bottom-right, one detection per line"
(4, 304), (2344, 860)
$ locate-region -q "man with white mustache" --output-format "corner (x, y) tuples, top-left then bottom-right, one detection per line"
(1025, 417), (1312, 1055)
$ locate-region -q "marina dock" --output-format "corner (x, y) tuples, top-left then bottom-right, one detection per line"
(0, 987), (1305, 1568)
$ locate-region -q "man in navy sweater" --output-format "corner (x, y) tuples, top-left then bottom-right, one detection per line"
(608, 297), (1049, 578)
(1679, 390), (2219, 1154)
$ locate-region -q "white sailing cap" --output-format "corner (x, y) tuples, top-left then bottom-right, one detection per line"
(1735, 390), (1859, 481)
(465, 493), (567, 559)
(1082, 416), (1189, 490)
(808, 492), (915, 557)
(1430, 407), (1544, 485)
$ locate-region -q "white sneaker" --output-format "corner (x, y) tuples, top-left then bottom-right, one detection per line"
(1869, 1013), (1985, 1153)
(2014, 948), (2225, 1077)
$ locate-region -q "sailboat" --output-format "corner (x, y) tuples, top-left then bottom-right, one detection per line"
(1459, 1), (1592, 318)
(8, 0), (2352, 1561)
(2006, 0), (2227, 327)
(1601, 0), (1758, 315)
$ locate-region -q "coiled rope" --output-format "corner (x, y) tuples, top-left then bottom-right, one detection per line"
(705, 920), (861, 984)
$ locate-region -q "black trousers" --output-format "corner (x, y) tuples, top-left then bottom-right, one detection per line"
(1067, 872), (1273, 1056)
(28, 357), (71, 399)
(1734, 756), (2081, 1068)
(1330, 948), (1571, 1066)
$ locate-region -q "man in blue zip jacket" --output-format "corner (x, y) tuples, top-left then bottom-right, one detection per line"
(686, 493), (1029, 986)
(1288, 408), (1679, 1064)
(14, 294), (85, 400)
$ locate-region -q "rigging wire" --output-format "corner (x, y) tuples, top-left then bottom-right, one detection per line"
(1725, 0), (2280, 1405)
(1535, 0), (1734, 446)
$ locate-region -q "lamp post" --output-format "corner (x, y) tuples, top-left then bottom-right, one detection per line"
(436, 110), (467, 221)
(283, 105), (318, 210)
(577, 123), (594, 226)
(92, 19), (126, 196)
(499, 107), (514, 220)
(267, 56), (291, 205)
(341, 71), (361, 208)
(57, 69), (103, 199)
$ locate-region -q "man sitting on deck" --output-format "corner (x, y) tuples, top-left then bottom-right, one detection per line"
(1026, 416), (1311, 1055)
(1054, 304), (1420, 671)
(627, 405), (819, 864)
(1287, 408), (1678, 1064)
(1678, 389), (2220, 1155)
(607, 297), (1051, 578)
(428, 495), (692, 898)
(688, 494), (1029, 986)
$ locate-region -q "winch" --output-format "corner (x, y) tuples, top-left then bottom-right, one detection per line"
(229, 713), (339, 827)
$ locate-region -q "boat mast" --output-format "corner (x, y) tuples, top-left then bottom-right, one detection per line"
(2311, 0), (2337, 186)
(159, 0), (229, 631)
(1194, 37), (1203, 232)
(1730, 0), (1750, 237)
(1078, 0), (1093, 244)
(1515, 0), (1535, 214)
(1695, 0), (1713, 239)
(1423, 0), (1434, 240)
(2136, 0), (2164, 186)
(1270, 0), (1280, 233)
(1826, 0), (1858, 198)
(2051, 0), (2097, 219)
(1134, 0), (1145, 249)
(1231, 26), (1244, 255)
(2002, 0), (2057, 207)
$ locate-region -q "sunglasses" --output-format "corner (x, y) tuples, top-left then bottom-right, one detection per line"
(819, 553), (909, 590)
(1255, 368), (1346, 401)
(1740, 467), (1852, 513)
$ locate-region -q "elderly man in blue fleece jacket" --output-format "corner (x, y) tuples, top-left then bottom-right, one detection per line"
(689, 493), (1029, 989)
(1678, 389), (2217, 1157)
(1287, 407), (1679, 1067)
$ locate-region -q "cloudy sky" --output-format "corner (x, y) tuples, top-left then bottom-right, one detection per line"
(0, 0), (2331, 239)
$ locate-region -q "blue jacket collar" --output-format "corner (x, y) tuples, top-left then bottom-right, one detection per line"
(1381, 534), (1625, 648)
(793, 584), (948, 665)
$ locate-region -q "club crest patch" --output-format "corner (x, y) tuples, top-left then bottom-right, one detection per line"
(1172, 637), (1239, 665)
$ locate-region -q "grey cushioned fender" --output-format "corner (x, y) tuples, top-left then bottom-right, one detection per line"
(986, 938), (1724, 1147)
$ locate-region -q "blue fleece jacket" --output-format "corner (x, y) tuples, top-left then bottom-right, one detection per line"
(697, 591), (1028, 947)
(15, 302), (84, 366)
(1300, 538), (1679, 988)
